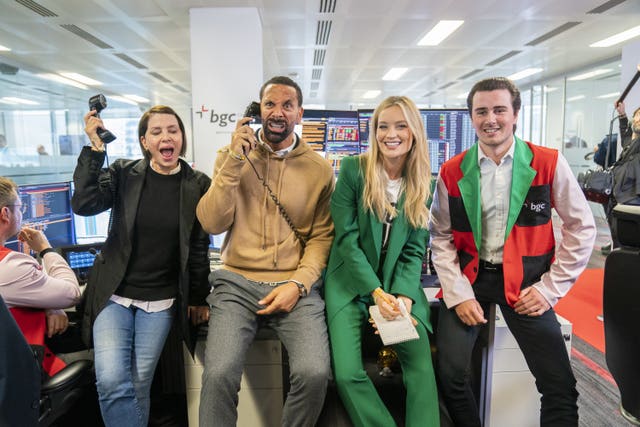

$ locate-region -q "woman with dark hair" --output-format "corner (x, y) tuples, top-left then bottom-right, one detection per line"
(72, 105), (211, 427)
(325, 96), (439, 426)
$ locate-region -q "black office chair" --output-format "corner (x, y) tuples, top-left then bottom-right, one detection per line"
(39, 359), (95, 426)
(8, 306), (96, 427)
(603, 204), (640, 425)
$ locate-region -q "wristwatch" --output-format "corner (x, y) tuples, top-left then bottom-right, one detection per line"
(291, 280), (307, 298)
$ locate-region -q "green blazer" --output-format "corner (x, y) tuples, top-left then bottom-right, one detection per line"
(324, 156), (432, 332)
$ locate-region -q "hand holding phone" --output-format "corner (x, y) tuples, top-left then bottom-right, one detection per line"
(231, 101), (261, 156)
(243, 101), (261, 125)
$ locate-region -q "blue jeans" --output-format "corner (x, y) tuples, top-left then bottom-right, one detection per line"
(93, 300), (174, 427)
(199, 270), (330, 427)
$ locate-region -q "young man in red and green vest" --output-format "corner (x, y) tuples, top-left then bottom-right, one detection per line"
(429, 77), (596, 427)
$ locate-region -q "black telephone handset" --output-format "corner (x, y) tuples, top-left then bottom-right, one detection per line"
(243, 101), (261, 124)
(88, 94), (117, 144)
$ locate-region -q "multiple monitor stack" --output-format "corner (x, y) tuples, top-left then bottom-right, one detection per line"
(302, 108), (475, 175)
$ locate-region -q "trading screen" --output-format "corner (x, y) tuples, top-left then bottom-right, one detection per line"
(421, 109), (476, 174)
(5, 182), (75, 253)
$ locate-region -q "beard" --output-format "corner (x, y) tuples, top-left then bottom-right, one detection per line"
(262, 118), (296, 145)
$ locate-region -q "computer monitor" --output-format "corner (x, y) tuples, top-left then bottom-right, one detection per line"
(5, 182), (75, 253)
(56, 243), (103, 285)
(302, 109), (360, 174)
(420, 109), (476, 175)
(69, 181), (111, 244)
(357, 109), (374, 151)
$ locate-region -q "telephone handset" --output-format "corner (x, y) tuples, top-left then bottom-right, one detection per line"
(243, 101), (261, 124)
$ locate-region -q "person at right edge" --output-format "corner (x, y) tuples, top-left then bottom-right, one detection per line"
(196, 76), (335, 426)
(429, 77), (596, 427)
(324, 96), (439, 427)
(606, 100), (640, 248)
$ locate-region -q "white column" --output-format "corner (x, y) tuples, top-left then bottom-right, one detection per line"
(189, 7), (263, 176)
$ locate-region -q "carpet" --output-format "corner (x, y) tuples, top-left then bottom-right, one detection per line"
(554, 268), (605, 353)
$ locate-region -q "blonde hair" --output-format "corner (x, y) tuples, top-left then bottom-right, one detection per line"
(0, 177), (18, 208)
(360, 96), (431, 229)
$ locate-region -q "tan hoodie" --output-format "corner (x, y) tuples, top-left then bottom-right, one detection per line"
(196, 138), (335, 291)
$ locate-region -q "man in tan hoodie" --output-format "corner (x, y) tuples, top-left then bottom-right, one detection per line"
(196, 76), (335, 426)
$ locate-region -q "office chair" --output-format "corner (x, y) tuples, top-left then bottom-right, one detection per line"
(8, 307), (95, 427)
(603, 204), (640, 425)
(0, 296), (40, 427)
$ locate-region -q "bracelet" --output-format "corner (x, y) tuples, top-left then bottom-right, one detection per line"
(39, 248), (56, 258)
(228, 150), (246, 161)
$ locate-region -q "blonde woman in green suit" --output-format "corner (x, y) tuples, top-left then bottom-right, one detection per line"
(325, 96), (439, 427)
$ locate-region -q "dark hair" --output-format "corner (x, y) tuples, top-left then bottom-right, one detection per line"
(259, 76), (303, 106)
(467, 77), (521, 114)
(137, 105), (187, 160)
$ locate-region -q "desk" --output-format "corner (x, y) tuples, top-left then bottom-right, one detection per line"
(183, 329), (284, 427)
(482, 305), (572, 427)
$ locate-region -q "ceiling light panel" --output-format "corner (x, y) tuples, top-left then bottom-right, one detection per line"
(590, 25), (640, 47)
(60, 72), (102, 86)
(36, 73), (89, 90)
(568, 69), (612, 80)
(362, 90), (381, 99)
(507, 68), (543, 81)
(382, 68), (408, 81)
(417, 20), (464, 46)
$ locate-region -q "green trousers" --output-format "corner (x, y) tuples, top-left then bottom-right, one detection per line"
(328, 298), (440, 427)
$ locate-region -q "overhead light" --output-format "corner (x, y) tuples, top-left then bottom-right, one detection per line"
(567, 95), (586, 102)
(382, 68), (408, 81)
(123, 94), (150, 103)
(590, 25), (640, 47)
(568, 69), (612, 80)
(507, 68), (543, 81)
(544, 86), (558, 93)
(596, 92), (619, 99)
(362, 90), (381, 99)
(60, 72), (102, 86)
(110, 96), (138, 106)
(0, 44), (10, 52)
(0, 96), (39, 105)
(456, 92), (469, 99)
(417, 20), (464, 46)
(36, 73), (88, 90)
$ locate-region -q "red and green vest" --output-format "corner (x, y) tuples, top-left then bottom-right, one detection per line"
(440, 137), (558, 306)
(0, 246), (66, 377)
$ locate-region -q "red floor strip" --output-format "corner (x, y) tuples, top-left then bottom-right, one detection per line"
(571, 347), (617, 387)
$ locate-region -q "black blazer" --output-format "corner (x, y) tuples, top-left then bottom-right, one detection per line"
(72, 147), (211, 354)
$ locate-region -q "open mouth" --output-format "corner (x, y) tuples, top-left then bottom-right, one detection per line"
(267, 120), (286, 133)
(160, 147), (174, 160)
(384, 141), (401, 147)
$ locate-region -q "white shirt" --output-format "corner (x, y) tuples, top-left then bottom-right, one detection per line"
(478, 142), (515, 263)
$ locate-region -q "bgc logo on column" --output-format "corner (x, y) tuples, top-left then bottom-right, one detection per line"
(194, 105), (237, 128)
